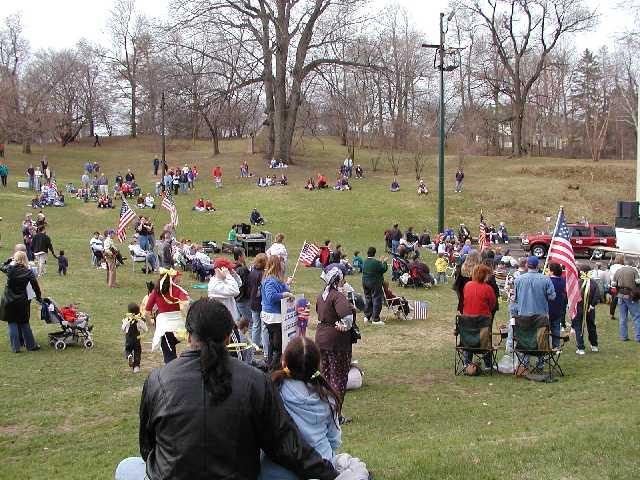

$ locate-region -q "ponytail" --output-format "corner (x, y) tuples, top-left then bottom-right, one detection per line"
(185, 298), (234, 404)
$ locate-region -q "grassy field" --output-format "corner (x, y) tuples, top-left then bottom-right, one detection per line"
(0, 135), (638, 480)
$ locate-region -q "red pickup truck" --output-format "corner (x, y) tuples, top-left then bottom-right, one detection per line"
(521, 223), (616, 260)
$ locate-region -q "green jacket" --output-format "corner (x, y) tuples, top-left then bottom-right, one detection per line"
(0, 164), (8, 176)
(362, 257), (388, 286)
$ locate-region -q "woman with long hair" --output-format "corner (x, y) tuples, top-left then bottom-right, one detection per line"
(452, 250), (481, 314)
(247, 253), (268, 353)
(259, 337), (342, 480)
(103, 229), (118, 288)
(461, 264), (496, 369)
(116, 298), (339, 480)
(315, 266), (354, 419)
(261, 256), (294, 370)
(145, 268), (189, 363)
(1, 251), (42, 352)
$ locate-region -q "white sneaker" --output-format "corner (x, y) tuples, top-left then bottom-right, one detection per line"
(591, 346), (599, 352)
(363, 317), (370, 323)
(576, 349), (585, 355)
(133, 366), (141, 373)
(372, 320), (386, 326)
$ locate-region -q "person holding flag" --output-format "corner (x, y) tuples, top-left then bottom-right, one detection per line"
(103, 229), (119, 288)
(478, 212), (488, 251)
(161, 189), (179, 227)
(571, 264), (600, 355)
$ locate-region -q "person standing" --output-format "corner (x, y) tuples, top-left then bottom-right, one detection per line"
(94, 133), (101, 147)
(247, 253), (268, 355)
(26, 164), (35, 190)
(32, 226), (56, 277)
(609, 255), (625, 320)
(389, 224), (401, 254)
(152, 156), (160, 176)
(261, 256), (294, 370)
(361, 246), (388, 325)
(572, 264), (599, 355)
(233, 248), (251, 323)
(513, 256), (556, 372)
(98, 173), (109, 196)
(0, 142), (4, 157)
(1, 251), (42, 353)
(34, 167), (42, 193)
(0, 161), (8, 187)
(611, 257), (640, 342)
(266, 233), (288, 274)
(103, 229), (118, 288)
(40, 156), (48, 176)
(207, 259), (241, 322)
(547, 262), (567, 349)
(315, 266), (354, 415)
(455, 168), (464, 193)
(212, 165), (222, 188)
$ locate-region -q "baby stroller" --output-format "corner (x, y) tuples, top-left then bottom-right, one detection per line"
(40, 298), (94, 350)
(391, 256), (410, 282)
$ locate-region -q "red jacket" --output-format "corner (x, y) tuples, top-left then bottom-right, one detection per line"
(462, 281), (496, 317)
(212, 167), (222, 178)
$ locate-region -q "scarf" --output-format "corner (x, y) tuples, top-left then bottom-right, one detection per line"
(320, 267), (343, 301)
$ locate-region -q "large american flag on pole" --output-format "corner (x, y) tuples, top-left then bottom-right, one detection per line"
(547, 208), (581, 319)
(162, 190), (178, 227)
(298, 242), (320, 267)
(478, 211), (488, 251)
(116, 199), (137, 242)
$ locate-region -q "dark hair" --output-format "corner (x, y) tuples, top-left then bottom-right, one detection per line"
(186, 298), (234, 404)
(367, 246), (376, 257)
(272, 337), (341, 421)
(59, 250), (64, 256)
(145, 281), (155, 293)
(128, 303), (140, 314)
(154, 276), (171, 296)
(324, 240), (331, 246)
(354, 250), (359, 256)
(548, 262), (563, 277)
(233, 247), (245, 261)
(482, 258), (494, 271)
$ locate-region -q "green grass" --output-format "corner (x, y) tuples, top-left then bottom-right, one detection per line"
(0, 135), (638, 479)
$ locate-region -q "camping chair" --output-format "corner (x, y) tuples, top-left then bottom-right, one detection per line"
(512, 315), (567, 378)
(130, 251), (149, 273)
(494, 270), (509, 300)
(454, 315), (500, 376)
(384, 294), (409, 321)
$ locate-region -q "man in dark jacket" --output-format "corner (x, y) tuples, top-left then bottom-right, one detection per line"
(233, 247), (251, 322)
(389, 224), (401, 254)
(153, 156), (160, 176)
(246, 254), (267, 356)
(572, 264), (599, 355)
(31, 226), (56, 277)
(362, 246), (388, 325)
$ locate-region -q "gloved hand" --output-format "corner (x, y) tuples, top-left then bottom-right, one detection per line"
(334, 454), (369, 480)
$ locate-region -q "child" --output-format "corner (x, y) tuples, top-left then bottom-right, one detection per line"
(352, 250), (363, 274)
(258, 337), (342, 480)
(121, 303), (148, 373)
(296, 298), (310, 337)
(57, 250), (68, 276)
(434, 252), (447, 285)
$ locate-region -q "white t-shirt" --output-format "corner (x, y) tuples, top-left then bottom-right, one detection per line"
(194, 251), (212, 266)
(90, 238), (104, 251)
(266, 242), (288, 266)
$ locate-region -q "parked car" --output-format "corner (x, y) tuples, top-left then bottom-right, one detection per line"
(521, 223), (616, 259)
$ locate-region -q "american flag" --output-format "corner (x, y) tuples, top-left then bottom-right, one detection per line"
(413, 301), (428, 320)
(298, 242), (320, 267)
(162, 190), (178, 226)
(547, 208), (581, 319)
(478, 212), (488, 251)
(116, 199), (137, 242)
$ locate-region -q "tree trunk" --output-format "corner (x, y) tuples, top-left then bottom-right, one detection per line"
(22, 141), (31, 154)
(512, 101), (525, 156)
(130, 82), (137, 138)
(212, 126), (219, 156)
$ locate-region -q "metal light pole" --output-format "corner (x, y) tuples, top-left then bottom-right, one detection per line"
(161, 91), (166, 192)
(422, 11), (453, 234)
(636, 84), (640, 202)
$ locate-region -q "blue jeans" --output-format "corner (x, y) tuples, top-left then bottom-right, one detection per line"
(391, 240), (399, 254)
(618, 297), (640, 341)
(115, 457), (147, 480)
(549, 314), (562, 349)
(146, 253), (158, 272)
(236, 300), (252, 323)
(138, 235), (149, 252)
(250, 310), (263, 348)
(8, 322), (37, 352)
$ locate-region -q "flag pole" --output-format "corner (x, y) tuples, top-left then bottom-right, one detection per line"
(542, 206), (563, 274)
(290, 240), (307, 280)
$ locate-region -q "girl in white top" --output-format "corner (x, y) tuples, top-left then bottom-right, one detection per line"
(266, 233), (288, 274)
(207, 259), (242, 321)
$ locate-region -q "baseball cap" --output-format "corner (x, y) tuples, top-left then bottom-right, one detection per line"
(527, 255), (539, 267)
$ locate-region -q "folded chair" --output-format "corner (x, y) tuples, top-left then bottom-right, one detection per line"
(513, 315), (567, 378)
(454, 315), (500, 376)
(383, 295), (410, 321)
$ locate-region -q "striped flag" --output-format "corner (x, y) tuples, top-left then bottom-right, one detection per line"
(162, 190), (178, 226)
(298, 242), (321, 267)
(478, 212), (488, 251)
(116, 199), (137, 242)
(547, 208), (581, 319)
(413, 301), (428, 320)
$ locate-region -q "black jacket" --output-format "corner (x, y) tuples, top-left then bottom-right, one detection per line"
(139, 351), (337, 480)
(247, 267), (263, 312)
(0, 262), (41, 322)
(234, 261), (250, 302)
(31, 233), (54, 255)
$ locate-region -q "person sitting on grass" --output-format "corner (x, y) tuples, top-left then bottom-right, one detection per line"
(194, 198), (206, 212)
(417, 179), (428, 195)
(204, 200), (215, 212)
(352, 251), (364, 274)
(354, 165), (364, 178)
(305, 177), (315, 190)
(144, 193), (155, 209)
(390, 177), (400, 192)
(136, 194), (145, 209)
(250, 208), (265, 226)
(280, 174), (288, 186)
(317, 173), (328, 189)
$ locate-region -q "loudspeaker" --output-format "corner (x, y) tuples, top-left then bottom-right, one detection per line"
(617, 201), (639, 219)
(615, 217), (640, 229)
(234, 223), (251, 235)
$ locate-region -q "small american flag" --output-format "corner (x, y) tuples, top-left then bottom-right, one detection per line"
(478, 212), (488, 251)
(298, 242), (320, 267)
(162, 190), (178, 227)
(547, 208), (581, 319)
(116, 199), (137, 242)
(413, 300), (428, 320)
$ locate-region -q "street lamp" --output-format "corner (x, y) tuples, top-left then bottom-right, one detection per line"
(422, 11), (459, 234)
